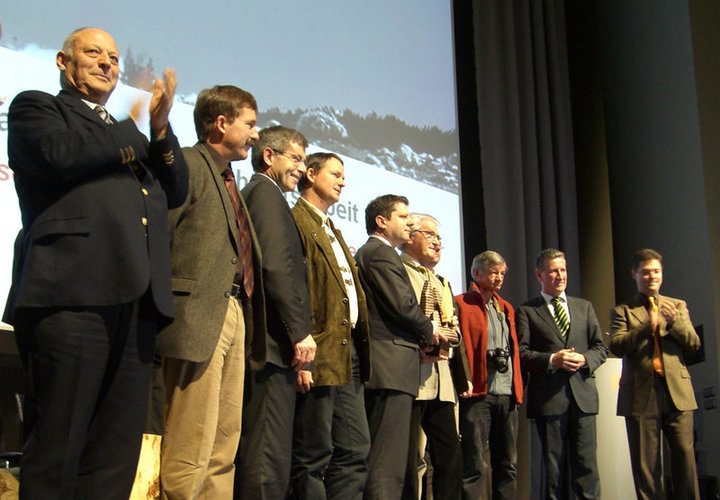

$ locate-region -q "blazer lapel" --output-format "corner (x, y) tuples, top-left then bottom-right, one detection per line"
(535, 299), (565, 343)
(303, 203), (347, 293)
(197, 144), (240, 254)
(566, 297), (583, 344)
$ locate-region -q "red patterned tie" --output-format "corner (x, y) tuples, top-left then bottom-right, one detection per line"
(222, 168), (254, 297)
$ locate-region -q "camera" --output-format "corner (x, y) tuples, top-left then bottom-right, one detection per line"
(487, 347), (510, 374)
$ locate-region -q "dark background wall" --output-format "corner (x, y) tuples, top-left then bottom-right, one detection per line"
(456, 0), (720, 488)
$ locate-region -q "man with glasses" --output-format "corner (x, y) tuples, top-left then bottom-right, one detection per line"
(399, 214), (469, 500)
(235, 125), (316, 498)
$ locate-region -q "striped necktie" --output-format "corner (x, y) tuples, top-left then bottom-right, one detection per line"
(551, 296), (570, 338)
(94, 105), (113, 124)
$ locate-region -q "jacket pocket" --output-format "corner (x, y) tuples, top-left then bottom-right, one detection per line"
(392, 338), (419, 350)
(32, 217), (90, 242)
(172, 277), (195, 295)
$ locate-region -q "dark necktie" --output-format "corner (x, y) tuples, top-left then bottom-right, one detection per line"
(552, 296), (570, 338)
(222, 167), (254, 297)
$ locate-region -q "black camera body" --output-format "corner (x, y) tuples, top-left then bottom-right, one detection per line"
(487, 347), (510, 374)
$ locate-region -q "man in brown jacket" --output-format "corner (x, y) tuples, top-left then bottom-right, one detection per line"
(610, 248), (701, 500)
(290, 152), (371, 499)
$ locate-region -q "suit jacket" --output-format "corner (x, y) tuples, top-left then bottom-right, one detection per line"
(4, 89), (188, 323)
(355, 237), (434, 396)
(292, 197), (370, 385)
(156, 143), (267, 367)
(455, 283), (524, 403)
(241, 173), (312, 369)
(610, 293), (700, 416)
(517, 295), (608, 418)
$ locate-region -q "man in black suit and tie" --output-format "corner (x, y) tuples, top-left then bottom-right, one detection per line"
(3, 27), (188, 498)
(354, 195), (441, 499)
(517, 248), (608, 500)
(235, 125), (316, 499)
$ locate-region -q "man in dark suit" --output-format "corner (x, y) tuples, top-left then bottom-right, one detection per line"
(354, 195), (440, 499)
(610, 249), (700, 500)
(3, 27), (187, 498)
(517, 248), (608, 500)
(157, 85), (266, 498)
(235, 125), (316, 499)
(290, 152), (371, 499)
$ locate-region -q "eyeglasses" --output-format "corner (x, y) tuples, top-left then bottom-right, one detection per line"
(272, 149), (305, 166)
(414, 230), (442, 244)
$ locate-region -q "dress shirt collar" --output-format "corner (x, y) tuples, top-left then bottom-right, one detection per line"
(370, 234), (393, 247)
(199, 142), (231, 175)
(257, 172), (285, 193)
(298, 196), (329, 225)
(541, 290), (568, 305)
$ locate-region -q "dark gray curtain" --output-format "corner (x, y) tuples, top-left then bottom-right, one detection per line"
(458, 0), (580, 306)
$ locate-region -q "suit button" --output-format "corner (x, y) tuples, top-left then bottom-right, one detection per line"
(224, 291), (231, 298)
(341, 319), (348, 326)
(342, 298), (349, 304)
(141, 217), (148, 226)
(341, 339), (348, 345)
(141, 188), (149, 196)
(232, 257), (238, 264)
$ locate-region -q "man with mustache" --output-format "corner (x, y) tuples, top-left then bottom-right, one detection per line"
(517, 248), (608, 500)
(157, 85), (265, 499)
(235, 125), (316, 499)
(3, 27), (187, 498)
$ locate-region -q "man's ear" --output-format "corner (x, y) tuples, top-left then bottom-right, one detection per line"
(215, 115), (228, 135)
(375, 214), (387, 231)
(261, 147), (274, 171)
(56, 50), (68, 71)
(535, 269), (542, 283)
(304, 167), (316, 186)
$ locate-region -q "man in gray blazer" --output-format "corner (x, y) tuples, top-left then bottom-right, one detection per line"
(157, 85), (266, 499)
(517, 248), (608, 500)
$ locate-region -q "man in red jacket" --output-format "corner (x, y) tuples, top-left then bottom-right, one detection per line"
(455, 251), (524, 500)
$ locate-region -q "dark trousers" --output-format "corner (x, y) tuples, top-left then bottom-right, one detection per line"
(625, 376), (699, 500)
(459, 394), (518, 500)
(14, 300), (156, 500)
(364, 389), (413, 500)
(535, 399), (600, 500)
(235, 363), (297, 499)
(402, 398), (462, 500)
(290, 352), (370, 500)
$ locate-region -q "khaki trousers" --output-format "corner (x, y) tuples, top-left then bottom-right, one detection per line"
(161, 297), (246, 499)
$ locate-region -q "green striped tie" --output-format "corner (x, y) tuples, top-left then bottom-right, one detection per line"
(551, 296), (569, 338)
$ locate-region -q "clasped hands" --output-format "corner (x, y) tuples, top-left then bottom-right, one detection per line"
(551, 347), (586, 372)
(649, 300), (678, 331)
